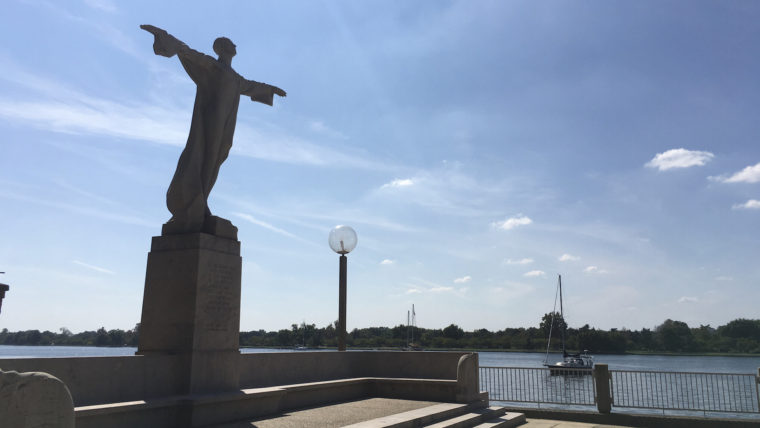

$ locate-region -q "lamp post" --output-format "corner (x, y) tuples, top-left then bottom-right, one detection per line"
(329, 225), (357, 351)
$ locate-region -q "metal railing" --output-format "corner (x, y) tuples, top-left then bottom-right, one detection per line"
(610, 369), (760, 414)
(479, 366), (595, 406)
(480, 365), (760, 416)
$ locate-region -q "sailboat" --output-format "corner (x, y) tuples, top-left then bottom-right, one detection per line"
(294, 320), (308, 351)
(404, 304), (422, 351)
(543, 275), (593, 375)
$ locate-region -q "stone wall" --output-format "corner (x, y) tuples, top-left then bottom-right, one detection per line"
(0, 351), (471, 407)
(0, 355), (182, 406)
(237, 351), (465, 388)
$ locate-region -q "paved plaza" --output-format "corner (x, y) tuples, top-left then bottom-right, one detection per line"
(208, 398), (634, 428)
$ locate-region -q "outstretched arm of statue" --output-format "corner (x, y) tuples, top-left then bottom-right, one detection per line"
(242, 80), (287, 106)
(140, 24), (188, 57)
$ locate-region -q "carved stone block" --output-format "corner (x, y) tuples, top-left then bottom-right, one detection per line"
(0, 370), (74, 428)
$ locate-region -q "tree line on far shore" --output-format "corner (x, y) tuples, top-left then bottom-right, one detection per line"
(1, 317), (759, 355)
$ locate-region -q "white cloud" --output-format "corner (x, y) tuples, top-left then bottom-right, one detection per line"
(233, 212), (319, 248)
(583, 266), (607, 274)
(0, 61), (385, 171)
(308, 120), (347, 139)
(83, 0), (118, 13)
(402, 278), (467, 296)
(678, 296), (698, 303)
(380, 259), (395, 265)
(490, 281), (535, 299)
(369, 162), (513, 218)
(558, 254), (580, 262)
(493, 215), (532, 230)
(454, 275), (471, 284)
(505, 258), (533, 265)
(381, 178), (414, 189)
(731, 199), (760, 210)
(645, 148), (714, 171)
(72, 260), (114, 275)
(717, 162), (760, 184)
(0, 188), (153, 227)
(523, 270), (545, 277)
(0, 98), (187, 146)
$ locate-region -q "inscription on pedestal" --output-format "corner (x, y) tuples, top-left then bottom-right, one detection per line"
(201, 262), (238, 333)
(139, 233), (242, 356)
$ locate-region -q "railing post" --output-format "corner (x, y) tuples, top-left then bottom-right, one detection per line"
(593, 363), (612, 413)
(756, 368), (760, 412)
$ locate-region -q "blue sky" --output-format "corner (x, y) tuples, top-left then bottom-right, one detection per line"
(1, 1), (758, 333)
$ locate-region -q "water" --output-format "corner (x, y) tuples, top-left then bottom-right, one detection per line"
(2, 346), (757, 374)
(0, 345), (138, 359)
(0, 345), (328, 359)
(479, 350), (760, 374)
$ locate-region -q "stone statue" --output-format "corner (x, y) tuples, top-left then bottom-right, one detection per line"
(141, 25), (286, 238)
(0, 283), (8, 314)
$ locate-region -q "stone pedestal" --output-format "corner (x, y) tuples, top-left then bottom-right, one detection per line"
(137, 233), (241, 394)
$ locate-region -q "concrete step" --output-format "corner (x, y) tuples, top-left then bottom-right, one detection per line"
(424, 406), (507, 428)
(472, 412), (526, 428)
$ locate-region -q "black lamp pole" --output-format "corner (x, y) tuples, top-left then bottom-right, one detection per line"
(338, 254), (347, 351)
(329, 225), (356, 352)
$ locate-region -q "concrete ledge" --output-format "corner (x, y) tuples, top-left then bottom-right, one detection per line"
(187, 387), (286, 427)
(75, 398), (182, 428)
(76, 396), (181, 417)
(72, 377), (463, 427)
(506, 407), (760, 428)
(372, 378), (459, 403)
(279, 378), (373, 410)
(278, 377), (460, 410)
(75, 387), (287, 428)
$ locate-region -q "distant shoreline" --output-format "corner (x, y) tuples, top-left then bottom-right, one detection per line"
(2, 344), (759, 359)
(239, 345), (760, 358)
(2, 343), (759, 357)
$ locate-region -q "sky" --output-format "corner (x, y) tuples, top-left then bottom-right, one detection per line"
(1, 0), (759, 334)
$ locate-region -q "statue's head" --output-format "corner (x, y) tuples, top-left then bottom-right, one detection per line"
(213, 37), (237, 59)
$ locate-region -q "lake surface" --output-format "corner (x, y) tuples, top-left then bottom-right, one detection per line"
(480, 350), (760, 374)
(2, 345), (758, 374)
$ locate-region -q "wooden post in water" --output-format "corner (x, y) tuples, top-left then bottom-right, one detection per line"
(593, 363), (612, 413)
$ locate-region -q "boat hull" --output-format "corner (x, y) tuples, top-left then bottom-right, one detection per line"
(544, 364), (593, 376)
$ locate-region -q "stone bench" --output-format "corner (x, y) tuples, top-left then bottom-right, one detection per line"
(74, 376), (461, 428)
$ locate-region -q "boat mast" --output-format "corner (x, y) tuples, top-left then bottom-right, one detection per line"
(559, 275), (566, 358)
(407, 310), (410, 346)
(411, 304), (415, 345)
